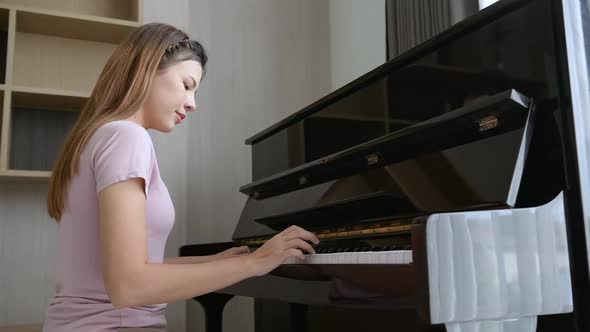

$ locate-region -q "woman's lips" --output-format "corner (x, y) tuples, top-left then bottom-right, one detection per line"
(175, 111), (185, 123)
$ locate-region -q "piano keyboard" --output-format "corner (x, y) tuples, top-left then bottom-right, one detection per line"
(282, 249), (413, 264)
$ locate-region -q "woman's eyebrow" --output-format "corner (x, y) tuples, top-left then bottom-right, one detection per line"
(188, 75), (197, 88)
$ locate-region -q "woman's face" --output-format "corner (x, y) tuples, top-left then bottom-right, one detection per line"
(140, 60), (203, 132)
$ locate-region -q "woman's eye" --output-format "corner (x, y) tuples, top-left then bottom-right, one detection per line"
(184, 83), (190, 90)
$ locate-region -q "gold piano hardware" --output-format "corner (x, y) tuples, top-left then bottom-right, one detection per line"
(298, 176), (308, 185)
(366, 154), (380, 165)
(478, 115), (498, 131)
(240, 223), (413, 246)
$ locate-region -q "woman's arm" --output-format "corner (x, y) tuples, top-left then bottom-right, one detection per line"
(99, 178), (317, 308)
(164, 246), (250, 264)
(163, 256), (213, 264)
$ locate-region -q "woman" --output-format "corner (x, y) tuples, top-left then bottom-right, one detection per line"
(42, 23), (319, 332)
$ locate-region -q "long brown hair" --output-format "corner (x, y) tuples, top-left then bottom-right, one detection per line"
(47, 23), (208, 221)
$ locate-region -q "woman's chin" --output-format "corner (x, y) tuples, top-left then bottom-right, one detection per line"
(153, 122), (175, 133)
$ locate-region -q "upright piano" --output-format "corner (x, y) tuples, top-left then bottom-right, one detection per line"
(180, 0), (590, 331)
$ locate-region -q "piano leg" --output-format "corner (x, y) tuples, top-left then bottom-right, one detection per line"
(254, 300), (309, 332)
(289, 303), (308, 332)
(193, 293), (234, 332)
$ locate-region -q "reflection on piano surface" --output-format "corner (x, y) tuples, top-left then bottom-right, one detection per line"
(180, 0), (590, 331)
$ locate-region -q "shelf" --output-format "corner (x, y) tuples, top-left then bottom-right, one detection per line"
(0, 89), (5, 169)
(0, 7), (7, 85)
(0, 169), (50, 181)
(0, 6), (6, 25)
(12, 87), (88, 111)
(16, 7), (140, 44)
(8, 90), (81, 172)
(13, 32), (116, 92)
(0, 0), (141, 22)
(0, 1), (141, 180)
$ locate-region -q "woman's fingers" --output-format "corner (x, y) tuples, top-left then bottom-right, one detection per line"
(281, 226), (319, 244)
(286, 248), (304, 259)
(235, 245), (251, 254)
(285, 238), (316, 255)
(225, 246), (250, 256)
(281, 225), (307, 238)
(248, 227), (321, 276)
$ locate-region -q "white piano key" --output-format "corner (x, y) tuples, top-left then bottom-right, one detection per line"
(282, 250), (413, 265)
(336, 253), (350, 264)
(371, 252), (380, 264)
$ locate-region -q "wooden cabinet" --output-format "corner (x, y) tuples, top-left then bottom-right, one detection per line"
(0, 324), (42, 332)
(0, 0), (142, 181)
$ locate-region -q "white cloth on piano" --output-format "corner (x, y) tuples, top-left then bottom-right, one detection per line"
(427, 192), (572, 328)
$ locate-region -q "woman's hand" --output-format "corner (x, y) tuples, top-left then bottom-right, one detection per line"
(246, 225), (320, 277)
(214, 246), (251, 259)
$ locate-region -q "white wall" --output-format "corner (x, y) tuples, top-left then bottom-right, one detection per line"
(0, 1), (193, 329)
(0, 183), (57, 325)
(184, 1), (331, 331)
(142, 2), (191, 332)
(329, 0), (386, 90)
(0, 0), (385, 330)
(0, 1), (193, 330)
(182, 1), (386, 331)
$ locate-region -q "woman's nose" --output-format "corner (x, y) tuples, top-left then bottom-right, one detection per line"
(185, 104), (195, 112)
(185, 95), (196, 112)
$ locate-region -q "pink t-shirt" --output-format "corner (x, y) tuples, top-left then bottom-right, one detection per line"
(43, 120), (175, 331)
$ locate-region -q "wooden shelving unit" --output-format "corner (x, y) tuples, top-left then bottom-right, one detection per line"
(0, 0), (143, 182)
(0, 324), (44, 332)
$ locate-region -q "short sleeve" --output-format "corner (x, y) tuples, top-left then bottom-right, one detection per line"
(93, 122), (154, 197)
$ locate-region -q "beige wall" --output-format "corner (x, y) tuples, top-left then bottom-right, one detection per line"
(0, 0), (385, 331)
(0, 183), (57, 325)
(184, 1), (331, 331)
(143, 2), (191, 332)
(0, 1), (194, 329)
(329, 0), (386, 90)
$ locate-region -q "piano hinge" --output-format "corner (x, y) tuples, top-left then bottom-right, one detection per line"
(298, 176), (308, 185)
(478, 115), (498, 131)
(366, 153), (380, 165)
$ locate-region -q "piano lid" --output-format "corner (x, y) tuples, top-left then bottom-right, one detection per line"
(240, 90), (530, 200)
(233, 102), (535, 240)
(233, 0), (564, 241)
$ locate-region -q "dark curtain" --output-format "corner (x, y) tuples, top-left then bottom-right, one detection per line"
(386, 0), (479, 60)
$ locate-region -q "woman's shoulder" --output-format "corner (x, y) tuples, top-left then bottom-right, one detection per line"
(95, 120), (150, 139)
(91, 120), (152, 147)
(84, 120), (154, 160)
